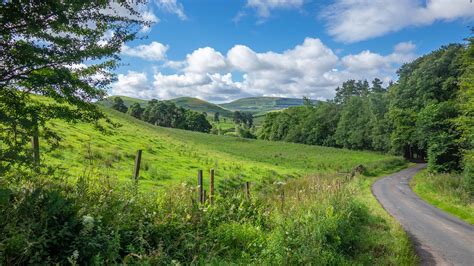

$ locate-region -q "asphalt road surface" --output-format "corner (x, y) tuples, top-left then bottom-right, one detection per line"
(372, 164), (474, 265)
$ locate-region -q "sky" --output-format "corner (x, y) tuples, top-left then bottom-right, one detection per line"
(110, 0), (474, 103)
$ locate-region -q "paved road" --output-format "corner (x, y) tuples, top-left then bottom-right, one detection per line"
(372, 164), (474, 265)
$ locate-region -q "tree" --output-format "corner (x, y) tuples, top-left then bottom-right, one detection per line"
(389, 44), (464, 169)
(112, 97), (128, 113)
(371, 78), (385, 93)
(233, 111), (243, 124)
(214, 112), (220, 122)
(127, 102), (143, 119)
(457, 33), (474, 194)
(335, 97), (372, 150)
(0, 1), (149, 171)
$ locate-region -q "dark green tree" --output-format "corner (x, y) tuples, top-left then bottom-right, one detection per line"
(214, 112), (220, 122)
(112, 97), (128, 113)
(0, 0), (149, 171)
(389, 44), (464, 170)
(233, 111), (243, 124)
(127, 102), (144, 119)
(371, 78), (385, 93)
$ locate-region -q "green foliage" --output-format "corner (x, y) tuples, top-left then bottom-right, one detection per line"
(259, 80), (388, 151)
(127, 102), (144, 119)
(390, 44), (464, 170)
(112, 97), (128, 113)
(260, 43), (469, 174)
(0, 169), (416, 265)
(0, 0), (148, 171)
(457, 34), (474, 195)
(141, 99), (211, 133)
(335, 96), (372, 149)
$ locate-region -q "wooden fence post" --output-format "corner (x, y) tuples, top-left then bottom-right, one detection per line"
(209, 169), (215, 204)
(133, 150), (142, 181)
(280, 184), (285, 211)
(31, 114), (40, 169)
(198, 169), (203, 204)
(245, 181), (250, 199)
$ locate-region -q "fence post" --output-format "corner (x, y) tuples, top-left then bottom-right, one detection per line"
(210, 169), (215, 204)
(245, 181), (250, 199)
(279, 184), (285, 211)
(133, 150), (142, 181)
(31, 113), (40, 169)
(198, 169), (203, 204)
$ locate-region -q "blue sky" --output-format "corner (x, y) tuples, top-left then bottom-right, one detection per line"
(111, 0), (474, 102)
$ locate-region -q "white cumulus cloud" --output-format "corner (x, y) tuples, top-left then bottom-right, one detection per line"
(322, 0), (474, 43)
(112, 39), (417, 102)
(121, 41), (169, 61)
(111, 71), (152, 98)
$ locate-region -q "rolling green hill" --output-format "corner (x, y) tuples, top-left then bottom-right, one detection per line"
(11, 100), (415, 265)
(43, 106), (404, 190)
(101, 96), (234, 117)
(100, 95), (148, 107)
(219, 97), (319, 115)
(101, 95), (319, 118)
(168, 97), (234, 117)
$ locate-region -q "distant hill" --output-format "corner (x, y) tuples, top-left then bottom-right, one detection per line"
(168, 97), (234, 117)
(101, 96), (234, 117)
(219, 97), (318, 115)
(101, 96), (317, 117)
(100, 96), (148, 108)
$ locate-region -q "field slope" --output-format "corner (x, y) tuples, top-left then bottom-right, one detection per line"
(168, 97), (234, 117)
(219, 97), (319, 115)
(44, 107), (404, 190)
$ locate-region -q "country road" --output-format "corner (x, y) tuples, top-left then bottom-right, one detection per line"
(372, 164), (474, 265)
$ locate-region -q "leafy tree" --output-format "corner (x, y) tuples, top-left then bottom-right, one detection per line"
(214, 112), (220, 122)
(0, 0), (148, 171)
(389, 44), (464, 169)
(335, 97), (372, 150)
(233, 111), (243, 124)
(112, 97), (128, 113)
(457, 33), (474, 194)
(141, 99), (211, 133)
(127, 102), (143, 119)
(371, 78), (385, 93)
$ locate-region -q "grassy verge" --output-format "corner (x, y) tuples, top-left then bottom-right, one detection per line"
(411, 170), (474, 224)
(353, 167), (418, 265)
(1, 167), (418, 265)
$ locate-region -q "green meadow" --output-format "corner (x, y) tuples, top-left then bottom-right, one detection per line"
(44, 107), (405, 191)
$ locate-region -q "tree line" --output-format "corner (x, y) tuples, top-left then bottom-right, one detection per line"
(112, 98), (212, 133)
(258, 42), (473, 191)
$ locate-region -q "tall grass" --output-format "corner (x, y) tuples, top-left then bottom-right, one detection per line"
(0, 169), (416, 265)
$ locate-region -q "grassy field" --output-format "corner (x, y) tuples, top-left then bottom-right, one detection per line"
(43, 107), (405, 191)
(169, 97), (234, 117)
(219, 96), (319, 115)
(411, 170), (474, 224)
(2, 102), (419, 264)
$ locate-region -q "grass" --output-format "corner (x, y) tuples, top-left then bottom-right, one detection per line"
(354, 171), (418, 265)
(42, 107), (405, 192)
(411, 170), (474, 224)
(2, 100), (419, 264)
